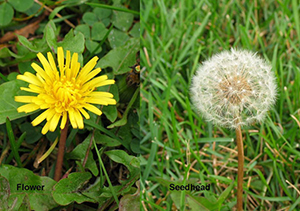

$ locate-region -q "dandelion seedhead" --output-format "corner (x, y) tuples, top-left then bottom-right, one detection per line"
(191, 49), (277, 129)
(15, 47), (116, 134)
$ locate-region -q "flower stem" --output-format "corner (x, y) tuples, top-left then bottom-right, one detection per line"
(236, 125), (244, 211)
(54, 121), (69, 181)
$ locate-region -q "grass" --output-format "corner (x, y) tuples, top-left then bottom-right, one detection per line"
(141, 0), (300, 210)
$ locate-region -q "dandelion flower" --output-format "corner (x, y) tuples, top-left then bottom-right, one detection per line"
(191, 48), (277, 128)
(15, 47), (116, 134)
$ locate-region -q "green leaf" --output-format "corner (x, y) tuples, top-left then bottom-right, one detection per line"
(105, 150), (139, 176)
(0, 165), (57, 211)
(130, 138), (140, 154)
(111, 5), (134, 32)
(52, 172), (96, 206)
(7, 193), (29, 211)
(102, 17), (111, 27)
(49, 5), (67, 19)
(66, 134), (99, 176)
(94, 131), (121, 147)
(0, 47), (11, 58)
(24, 2), (41, 16)
(108, 29), (130, 48)
(0, 80), (39, 125)
(18, 35), (48, 53)
(19, 122), (42, 144)
(7, 72), (18, 81)
(0, 176), (9, 210)
(108, 87), (139, 128)
(117, 123), (132, 150)
(185, 194), (212, 211)
(0, 47), (24, 59)
(94, 7), (111, 20)
(119, 192), (139, 211)
(129, 22), (140, 38)
(100, 83), (118, 122)
(216, 181), (234, 208)
(8, 0), (34, 12)
(15, 194), (31, 210)
(75, 24), (91, 39)
(86, 39), (102, 54)
(83, 12), (98, 26)
(97, 37), (139, 75)
(169, 192), (185, 210)
(59, 29), (85, 53)
(0, 3), (14, 26)
(18, 61), (35, 74)
(45, 21), (57, 50)
(102, 105), (118, 122)
(91, 22), (108, 41)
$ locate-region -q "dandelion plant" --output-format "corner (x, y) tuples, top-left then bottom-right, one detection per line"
(15, 47), (117, 181)
(191, 49), (277, 210)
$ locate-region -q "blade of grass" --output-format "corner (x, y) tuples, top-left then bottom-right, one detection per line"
(93, 138), (119, 205)
(5, 132), (26, 164)
(6, 118), (22, 167)
(85, 3), (139, 15)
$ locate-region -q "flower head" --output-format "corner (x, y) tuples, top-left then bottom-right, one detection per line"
(15, 47), (116, 134)
(191, 49), (277, 129)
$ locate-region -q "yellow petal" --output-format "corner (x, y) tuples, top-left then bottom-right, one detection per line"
(41, 121), (50, 134)
(20, 87), (40, 94)
(65, 50), (71, 70)
(44, 96), (57, 104)
(79, 108), (90, 119)
(80, 68), (101, 84)
(60, 111), (68, 129)
(15, 96), (36, 103)
(73, 62), (81, 80)
(17, 73), (43, 87)
(81, 75), (107, 91)
(65, 51), (72, 79)
(87, 91), (113, 98)
(77, 56), (98, 80)
(29, 84), (44, 93)
(49, 113), (61, 132)
(83, 104), (102, 116)
(74, 109), (84, 129)
(57, 47), (64, 76)
(47, 52), (58, 75)
(46, 108), (57, 121)
(85, 97), (116, 105)
(37, 52), (54, 80)
(17, 104), (40, 113)
(36, 74), (45, 84)
(24, 72), (44, 85)
(70, 53), (79, 78)
(32, 97), (46, 106)
(68, 108), (77, 128)
(31, 63), (50, 81)
(40, 104), (50, 109)
(32, 109), (50, 126)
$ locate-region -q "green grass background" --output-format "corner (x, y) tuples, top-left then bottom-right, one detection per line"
(140, 0), (300, 210)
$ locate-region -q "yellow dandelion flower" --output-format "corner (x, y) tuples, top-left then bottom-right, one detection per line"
(15, 47), (116, 134)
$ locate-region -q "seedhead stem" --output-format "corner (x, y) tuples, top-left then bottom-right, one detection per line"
(235, 124), (244, 211)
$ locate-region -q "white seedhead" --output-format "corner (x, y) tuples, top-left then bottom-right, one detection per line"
(191, 49), (277, 128)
